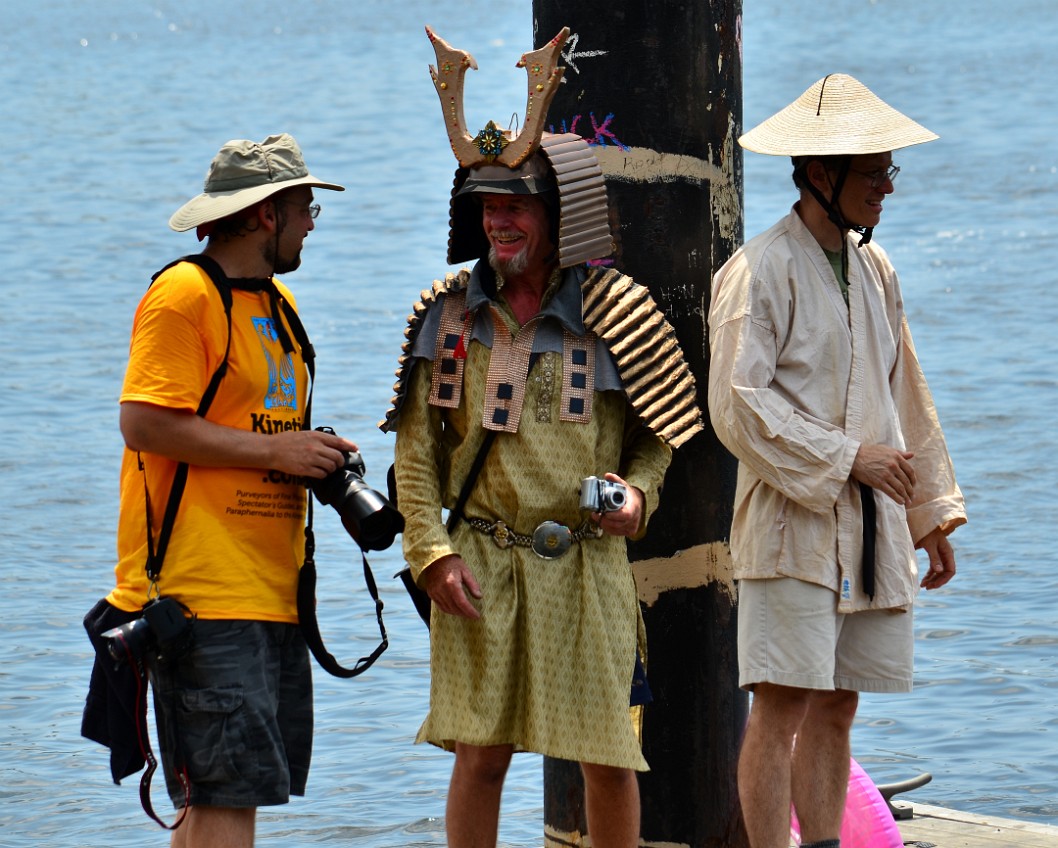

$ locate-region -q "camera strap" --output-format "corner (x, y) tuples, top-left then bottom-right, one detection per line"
(107, 636), (192, 831)
(446, 430), (498, 535)
(140, 254), (316, 584)
(298, 499), (389, 677)
(139, 256), (233, 582)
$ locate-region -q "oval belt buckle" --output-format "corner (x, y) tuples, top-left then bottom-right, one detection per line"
(532, 521), (572, 560)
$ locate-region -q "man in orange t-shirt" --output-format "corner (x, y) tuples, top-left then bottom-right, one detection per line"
(105, 134), (353, 847)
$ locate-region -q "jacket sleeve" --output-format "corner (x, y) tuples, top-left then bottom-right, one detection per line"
(891, 314), (967, 543)
(618, 413), (672, 539)
(393, 359), (458, 582)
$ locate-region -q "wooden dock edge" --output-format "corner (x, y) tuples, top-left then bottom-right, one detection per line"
(897, 802), (1058, 847)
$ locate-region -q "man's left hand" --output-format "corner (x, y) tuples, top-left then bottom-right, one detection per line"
(593, 473), (645, 538)
(917, 527), (957, 590)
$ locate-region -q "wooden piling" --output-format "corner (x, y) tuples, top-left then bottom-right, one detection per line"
(531, 2), (748, 845)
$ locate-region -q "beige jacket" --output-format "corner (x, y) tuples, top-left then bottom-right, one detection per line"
(708, 207), (965, 612)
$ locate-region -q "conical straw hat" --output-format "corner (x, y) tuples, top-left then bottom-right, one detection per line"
(739, 73), (937, 156)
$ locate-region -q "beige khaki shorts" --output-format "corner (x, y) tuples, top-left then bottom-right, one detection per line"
(738, 577), (914, 693)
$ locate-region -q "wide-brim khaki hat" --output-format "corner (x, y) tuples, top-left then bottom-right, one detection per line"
(169, 133), (344, 232)
(739, 73), (938, 157)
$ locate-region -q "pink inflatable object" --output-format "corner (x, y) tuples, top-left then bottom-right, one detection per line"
(789, 757), (903, 847)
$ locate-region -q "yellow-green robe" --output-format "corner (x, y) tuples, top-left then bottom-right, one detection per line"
(389, 263), (690, 769)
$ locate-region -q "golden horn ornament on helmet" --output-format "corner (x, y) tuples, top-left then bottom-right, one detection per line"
(426, 25), (570, 169)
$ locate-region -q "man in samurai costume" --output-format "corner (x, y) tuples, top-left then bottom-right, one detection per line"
(380, 27), (702, 848)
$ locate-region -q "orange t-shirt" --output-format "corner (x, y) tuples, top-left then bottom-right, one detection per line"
(108, 261), (309, 622)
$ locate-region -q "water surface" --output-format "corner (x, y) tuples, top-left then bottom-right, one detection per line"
(2, 0), (1056, 844)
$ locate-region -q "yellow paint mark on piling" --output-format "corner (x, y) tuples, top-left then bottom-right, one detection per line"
(593, 139), (740, 244)
(594, 144), (720, 185)
(544, 824), (584, 847)
(633, 540), (736, 606)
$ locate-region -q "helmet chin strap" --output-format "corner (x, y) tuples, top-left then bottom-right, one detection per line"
(272, 200), (282, 277)
(798, 158), (875, 248)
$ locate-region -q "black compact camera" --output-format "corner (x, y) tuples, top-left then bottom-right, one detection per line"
(101, 597), (194, 666)
(310, 427), (404, 551)
(579, 475), (629, 513)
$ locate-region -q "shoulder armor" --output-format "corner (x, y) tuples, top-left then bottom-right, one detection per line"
(582, 268), (704, 448)
(379, 270), (471, 433)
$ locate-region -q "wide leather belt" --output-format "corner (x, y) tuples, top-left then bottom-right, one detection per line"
(465, 517), (603, 560)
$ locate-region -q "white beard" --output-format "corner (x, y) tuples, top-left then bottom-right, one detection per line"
(488, 245), (529, 279)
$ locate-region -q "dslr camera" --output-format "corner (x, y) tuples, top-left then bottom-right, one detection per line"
(579, 476), (629, 514)
(102, 597), (194, 666)
(310, 426), (404, 551)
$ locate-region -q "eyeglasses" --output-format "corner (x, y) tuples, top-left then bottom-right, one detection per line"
(849, 164), (900, 188)
(276, 200), (321, 219)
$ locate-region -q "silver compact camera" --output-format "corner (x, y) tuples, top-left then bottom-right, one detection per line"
(579, 476), (628, 513)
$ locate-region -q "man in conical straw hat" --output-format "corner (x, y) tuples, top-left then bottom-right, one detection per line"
(708, 75), (967, 848)
(383, 26), (702, 848)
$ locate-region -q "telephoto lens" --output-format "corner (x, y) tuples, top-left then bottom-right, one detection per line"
(310, 427), (405, 550)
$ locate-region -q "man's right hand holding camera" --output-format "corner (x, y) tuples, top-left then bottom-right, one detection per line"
(120, 401), (357, 479)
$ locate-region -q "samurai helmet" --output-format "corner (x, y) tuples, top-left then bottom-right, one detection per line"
(426, 26), (613, 268)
